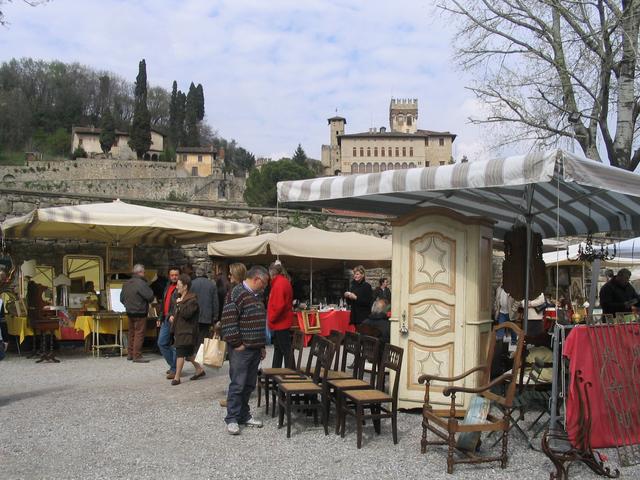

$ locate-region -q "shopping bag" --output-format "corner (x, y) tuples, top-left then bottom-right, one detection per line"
(203, 334), (226, 368)
(194, 342), (204, 364)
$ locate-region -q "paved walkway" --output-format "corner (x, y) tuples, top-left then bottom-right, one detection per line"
(1, 348), (635, 479)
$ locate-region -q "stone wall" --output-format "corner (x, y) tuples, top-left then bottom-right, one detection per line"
(0, 159), (247, 203)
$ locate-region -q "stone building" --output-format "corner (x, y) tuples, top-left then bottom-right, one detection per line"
(321, 98), (456, 176)
(176, 145), (225, 177)
(71, 126), (165, 160)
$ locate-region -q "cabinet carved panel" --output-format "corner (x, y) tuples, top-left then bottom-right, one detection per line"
(407, 339), (454, 391)
(409, 299), (455, 336)
(410, 232), (456, 294)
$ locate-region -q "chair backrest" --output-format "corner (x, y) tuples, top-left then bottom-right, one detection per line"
(290, 330), (305, 371)
(326, 330), (345, 370)
(357, 334), (381, 385)
(341, 331), (361, 372)
(310, 336), (335, 384)
(375, 344), (404, 402)
(483, 321), (525, 407)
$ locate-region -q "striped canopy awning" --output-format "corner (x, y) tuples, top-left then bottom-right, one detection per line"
(1, 200), (258, 247)
(278, 149), (640, 239)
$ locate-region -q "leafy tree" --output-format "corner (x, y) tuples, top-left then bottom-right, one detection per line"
(128, 59), (151, 158)
(99, 109), (116, 154)
(1, 1), (49, 27)
(292, 143), (308, 165)
(46, 127), (70, 156)
(72, 145), (87, 159)
(243, 159), (315, 207)
(442, 0), (640, 170)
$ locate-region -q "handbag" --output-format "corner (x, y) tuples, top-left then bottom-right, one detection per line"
(203, 333), (226, 368)
(194, 342), (205, 364)
(534, 301), (552, 314)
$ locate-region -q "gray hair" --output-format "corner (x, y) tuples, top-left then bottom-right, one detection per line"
(195, 266), (206, 277)
(247, 265), (269, 281)
(371, 299), (387, 314)
(133, 264), (145, 274)
(268, 261), (284, 277)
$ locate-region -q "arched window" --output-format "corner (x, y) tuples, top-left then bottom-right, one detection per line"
(388, 147), (392, 157)
(380, 163), (387, 172)
(402, 147), (406, 157)
(360, 147), (364, 157)
(367, 147), (371, 157)
(381, 147), (385, 157)
(374, 147), (378, 157)
(373, 163), (380, 173)
(395, 147), (400, 157)
(359, 162), (366, 172)
(366, 163), (373, 173)
(353, 147), (357, 157)
(351, 163), (358, 173)
(409, 147), (413, 156)
(402, 162), (408, 169)
(407, 116), (412, 126)
(394, 162), (401, 169)
(409, 162), (416, 168)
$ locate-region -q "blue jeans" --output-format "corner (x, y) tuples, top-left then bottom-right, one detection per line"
(496, 312), (517, 344)
(225, 347), (261, 424)
(157, 320), (176, 372)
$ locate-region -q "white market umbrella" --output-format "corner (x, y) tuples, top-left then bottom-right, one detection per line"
(2, 199), (258, 247)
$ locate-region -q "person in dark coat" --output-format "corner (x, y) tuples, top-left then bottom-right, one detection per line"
(191, 266), (219, 346)
(344, 265), (373, 326)
(599, 268), (640, 315)
(120, 264), (154, 363)
(373, 277), (391, 304)
(171, 274), (205, 386)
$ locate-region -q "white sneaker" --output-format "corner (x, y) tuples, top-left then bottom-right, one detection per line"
(226, 422), (240, 435)
(241, 417), (263, 428)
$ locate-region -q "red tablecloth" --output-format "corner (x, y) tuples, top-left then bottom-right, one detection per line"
(563, 323), (640, 449)
(295, 310), (356, 346)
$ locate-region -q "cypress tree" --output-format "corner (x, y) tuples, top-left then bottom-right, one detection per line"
(176, 91), (187, 146)
(184, 82), (199, 146)
(196, 83), (205, 121)
(168, 80), (178, 149)
(128, 59), (151, 158)
(99, 108), (116, 155)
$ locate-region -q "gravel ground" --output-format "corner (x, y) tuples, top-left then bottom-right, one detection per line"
(1, 347), (637, 480)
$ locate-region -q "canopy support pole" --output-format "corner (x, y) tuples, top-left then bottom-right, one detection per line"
(588, 259), (601, 315)
(523, 184), (536, 335)
(309, 257), (313, 307)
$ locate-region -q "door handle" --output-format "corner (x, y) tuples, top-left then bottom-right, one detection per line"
(400, 310), (409, 336)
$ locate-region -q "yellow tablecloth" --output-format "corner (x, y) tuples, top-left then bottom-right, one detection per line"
(6, 316), (62, 344)
(74, 315), (157, 338)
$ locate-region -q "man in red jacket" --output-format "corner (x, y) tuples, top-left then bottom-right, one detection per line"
(267, 261), (293, 368)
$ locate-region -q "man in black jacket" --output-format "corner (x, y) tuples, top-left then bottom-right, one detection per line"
(599, 268), (640, 315)
(121, 264), (154, 363)
(191, 266), (219, 347)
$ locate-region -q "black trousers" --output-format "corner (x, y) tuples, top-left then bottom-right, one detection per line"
(271, 329), (292, 368)
(197, 323), (212, 347)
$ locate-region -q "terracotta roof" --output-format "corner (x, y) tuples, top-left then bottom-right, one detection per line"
(71, 126), (166, 137)
(327, 116), (347, 124)
(175, 146), (216, 154)
(339, 129), (456, 140)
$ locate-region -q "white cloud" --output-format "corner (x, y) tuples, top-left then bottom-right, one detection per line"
(0, 0), (494, 160)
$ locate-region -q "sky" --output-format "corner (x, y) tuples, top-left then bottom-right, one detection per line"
(0, 0), (494, 162)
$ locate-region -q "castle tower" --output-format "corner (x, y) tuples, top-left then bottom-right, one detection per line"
(389, 98), (418, 133)
(321, 115), (346, 175)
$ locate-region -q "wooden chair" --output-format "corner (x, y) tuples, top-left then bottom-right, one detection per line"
(326, 329), (345, 370)
(277, 336), (335, 437)
(258, 330), (304, 413)
(419, 321), (525, 474)
(301, 309), (321, 334)
(329, 334), (381, 434)
(339, 343), (404, 448)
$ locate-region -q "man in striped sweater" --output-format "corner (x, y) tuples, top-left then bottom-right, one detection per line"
(221, 265), (269, 435)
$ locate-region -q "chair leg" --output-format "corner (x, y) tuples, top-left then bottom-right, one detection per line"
(501, 409), (510, 469)
(286, 393), (292, 438)
(340, 402), (347, 438)
(322, 393), (329, 435)
(271, 385), (277, 418)
(277, 390), (285, 429)
(356, 403), (363, 449)
(421, 418), (428, 453)
(264, 378), (270, 413)
(372, 405), (381, 434)
(447, 428), (455, 474)
(335, 391), (342, 435)
(257, 377), (262, 408)
(391, 406), (398, 445)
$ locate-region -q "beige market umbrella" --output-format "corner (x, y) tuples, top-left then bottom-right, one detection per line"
(2, 200), (257, 247)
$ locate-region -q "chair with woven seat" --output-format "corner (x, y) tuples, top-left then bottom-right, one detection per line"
(329, 334), (381, 433)
(257, 330), (304, 413)
(419, 321), (525, 474)
(338, 343), (403, 448)
(277, 336), (335, 437)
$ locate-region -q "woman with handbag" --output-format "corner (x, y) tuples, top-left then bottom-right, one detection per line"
(171, 274), (205, 386)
